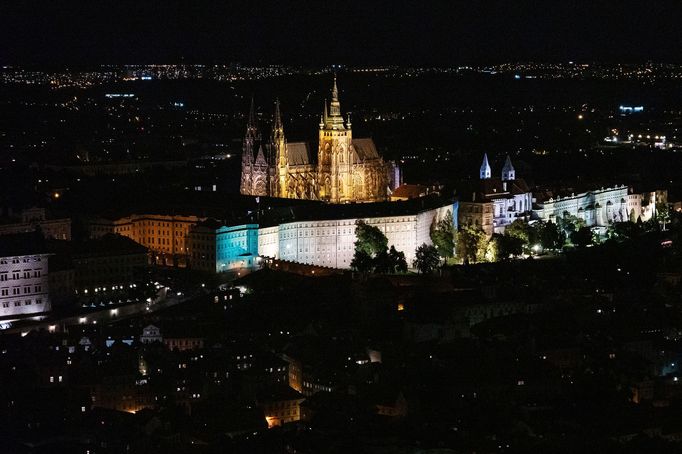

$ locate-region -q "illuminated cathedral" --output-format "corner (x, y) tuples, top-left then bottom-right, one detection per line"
(240, 76), (401, 203)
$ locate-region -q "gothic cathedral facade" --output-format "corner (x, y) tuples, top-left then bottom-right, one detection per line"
(240, 76), (400, 203)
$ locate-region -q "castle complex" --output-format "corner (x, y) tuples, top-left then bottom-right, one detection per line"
(240, 76), (400, 203)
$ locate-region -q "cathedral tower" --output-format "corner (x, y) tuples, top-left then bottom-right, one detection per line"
(240, 96), (260, 195)
(318, 75), (353, 202)
(240, 97), (270, 196)
(501, 155), (515, 181)
(272, 99), (287, 197)
(480, 153), (492, 180)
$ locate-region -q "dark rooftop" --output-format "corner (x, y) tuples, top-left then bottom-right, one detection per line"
(72, 234), (148, 257)
(0, 231), (47, 257)
(259, 194), (455, 227)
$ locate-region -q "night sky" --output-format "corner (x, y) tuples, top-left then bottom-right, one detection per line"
(3, 0), (682, 65)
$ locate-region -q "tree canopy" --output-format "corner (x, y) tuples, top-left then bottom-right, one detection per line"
(413, 243), (440, 274)
(457, 224), (488, 264)
(351, 221), (407, 274)
(430, 210), (456, 260)
(354, 220), (388, 257)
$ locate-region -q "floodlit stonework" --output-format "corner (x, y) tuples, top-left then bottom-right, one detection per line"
(240, 76), (400, 203)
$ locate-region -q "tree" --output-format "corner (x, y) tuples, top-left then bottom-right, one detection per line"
(570, 226), (594, 248)
(558, 213), (585, 237)
(457, 224), (488, 265)
(430, 210), (456, 260)
(413, 244), (440, 274)
(539, 220), (563, 250)
(350, 249), (374, 273)
(495, 233), (524, 260)
(505, 219), (531, 244)
(354, 220), (388, 257)
(388, 246), (408, 273)
(374, 246), (408, 274)
(607, 222), (641, 241)
(351, 221), (408, 274)
(657, 202), (671, 231)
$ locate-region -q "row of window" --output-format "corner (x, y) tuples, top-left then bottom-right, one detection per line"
(0, 257), (41, 265)
(1, 298), (43, 308)
(1, 285), (42, 296)
(0, 270), (41, 281)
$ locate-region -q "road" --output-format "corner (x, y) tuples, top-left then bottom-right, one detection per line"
(6, 288), (200, 335)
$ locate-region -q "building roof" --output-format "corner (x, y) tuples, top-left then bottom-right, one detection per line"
(457, 177), (531, 203)
(390, 184), (429, 200)
(285, 138), (380, 167)
(287, 141), (314, 166)
(0, 231), (47, 257)
(256, 383), (304, 403)
(351, 138), (380, 163)
(72, 233), (148, 258)
(259, 195), (454, 227)
(192, 218), (225, 231)
(480, 177), (530, 196)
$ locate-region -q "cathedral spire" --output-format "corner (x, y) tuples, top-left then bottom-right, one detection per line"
(319, 100), (328, 129)
(480, 153), (492, 180)
(325, 75), (345, 129)
(273, 98), (283, 131)
(248, 95), (256, 126)
(272, 98), (286, 167)
(246, 95), (259, 138)
(501, 154), (516, 181)
(332, 73), (339, 102)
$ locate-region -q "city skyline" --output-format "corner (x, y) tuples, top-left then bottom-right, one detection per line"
(5, 4), (682, 452)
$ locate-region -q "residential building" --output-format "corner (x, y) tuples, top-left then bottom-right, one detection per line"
(0, 232), (51, 319)
(86, 214), (203, 266)
(0, 207), (71, 240)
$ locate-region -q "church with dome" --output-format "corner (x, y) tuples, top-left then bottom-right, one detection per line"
(240, 76), (401, 203)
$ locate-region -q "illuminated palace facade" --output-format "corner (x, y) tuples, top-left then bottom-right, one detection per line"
(240, 76), (400, 203)
(534, 186), (667, 228)
(189, 201), (456, 273)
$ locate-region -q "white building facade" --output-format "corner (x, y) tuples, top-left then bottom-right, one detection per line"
(478, 154), (534, 234)
(533, 185), (665, 227)
(186, 201), (456, 273)
(260, 203), (455, 269)
(0, 252), (51, 319)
